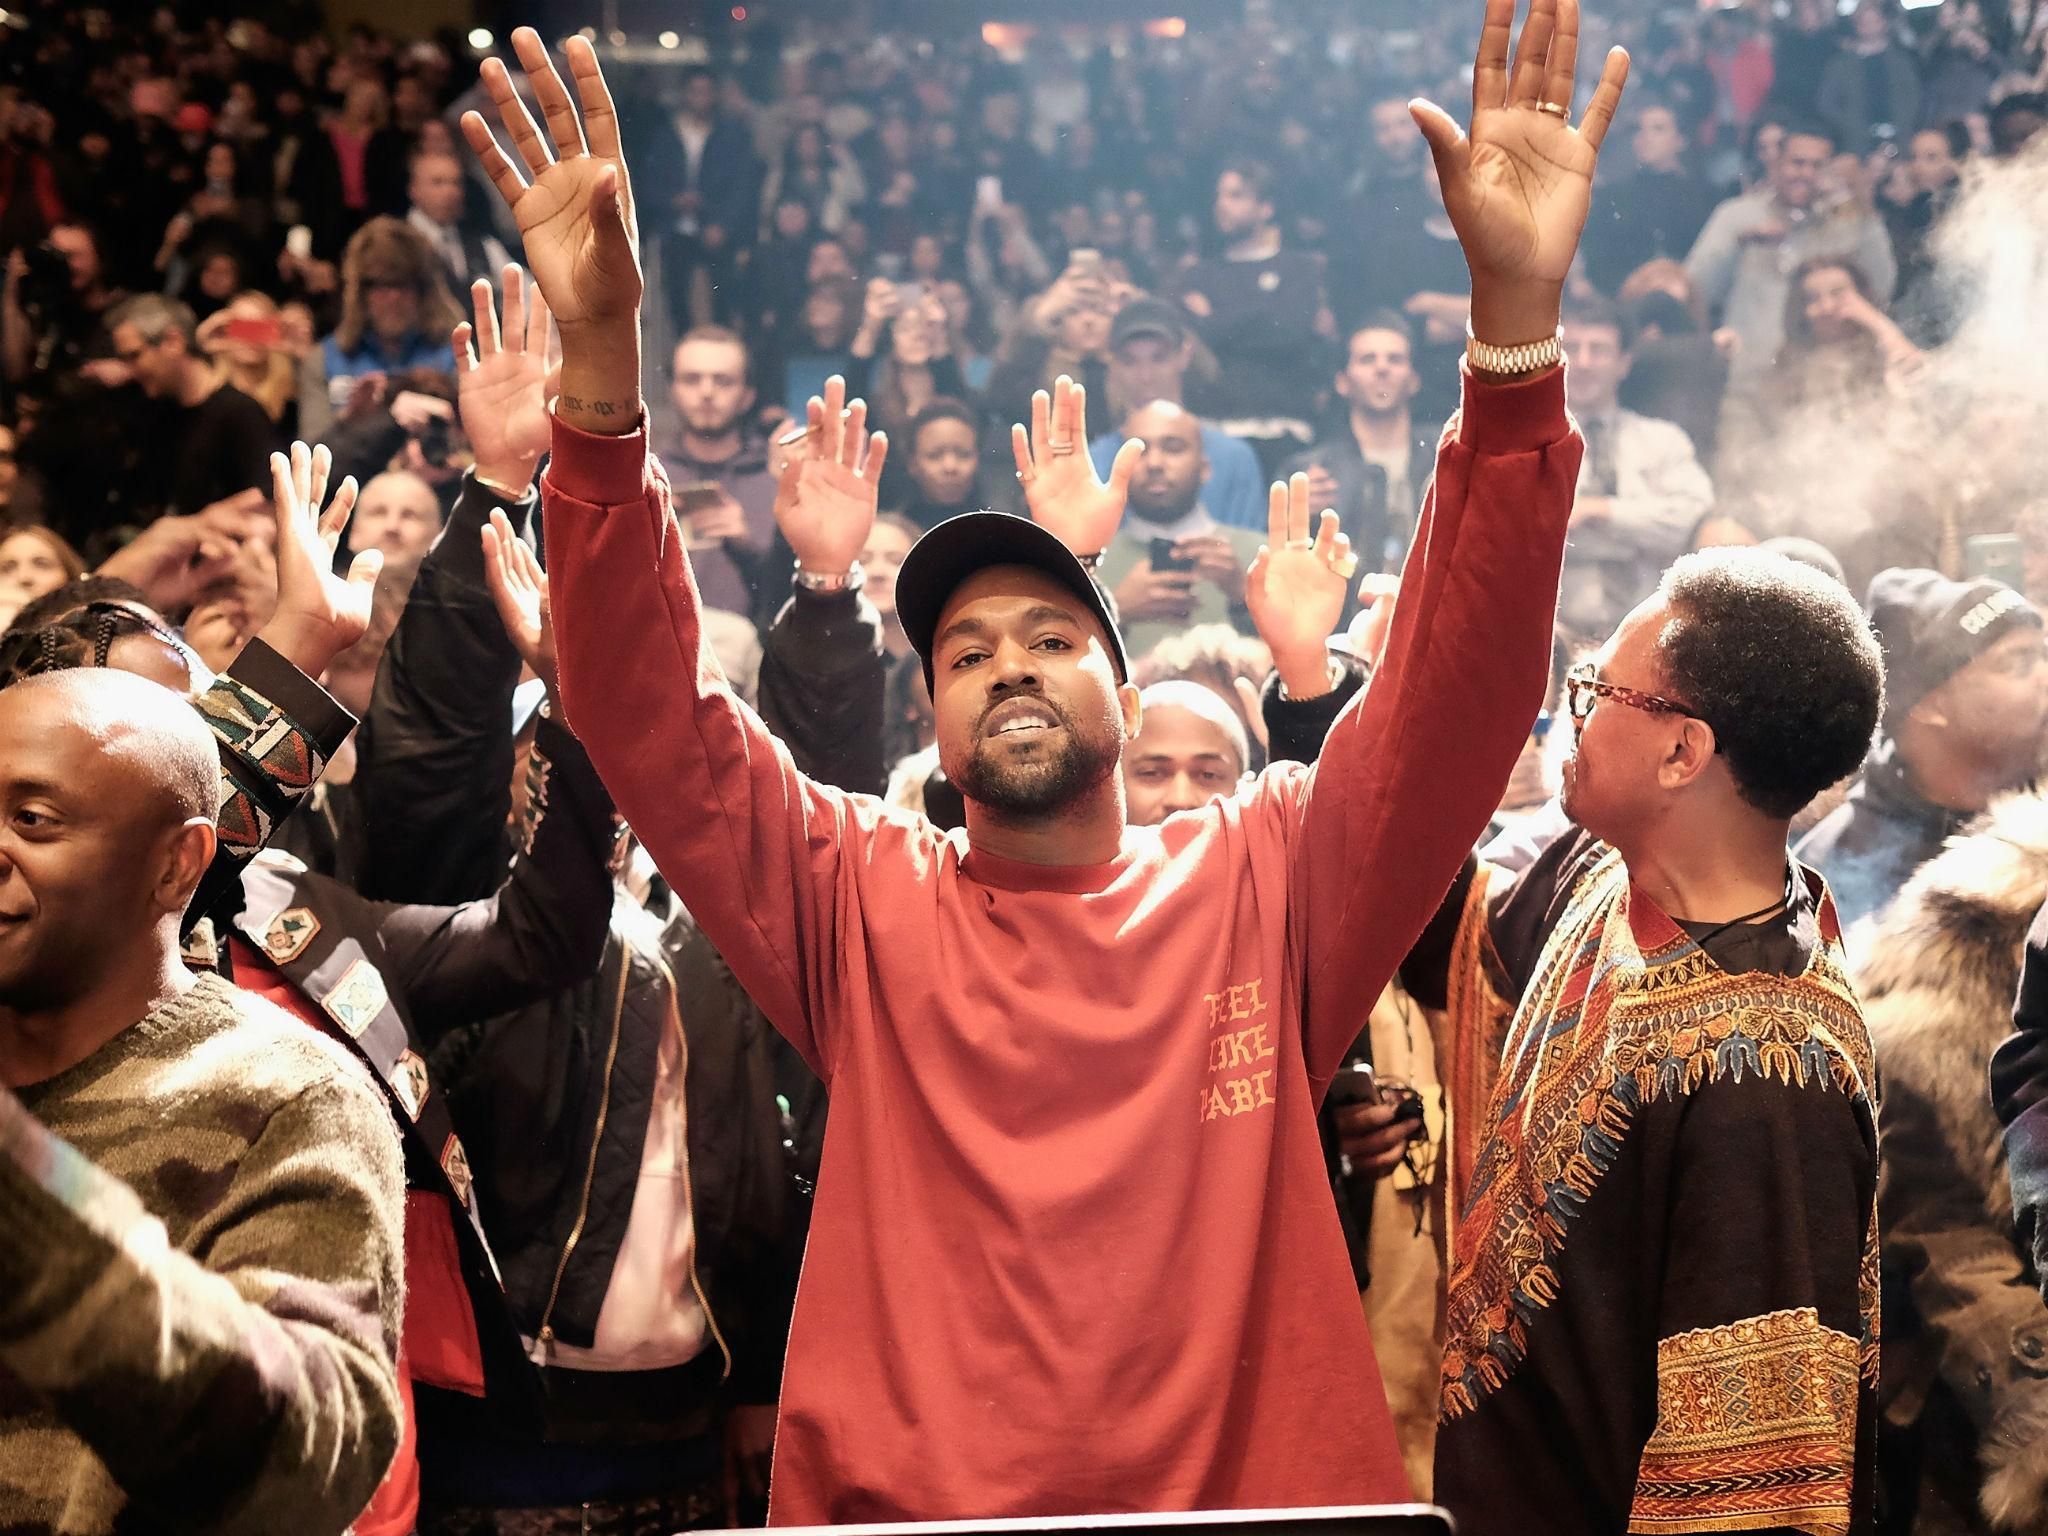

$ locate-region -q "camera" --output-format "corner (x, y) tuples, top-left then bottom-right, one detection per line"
(15, 240), (72, 320)
(415, 411), (454, 469)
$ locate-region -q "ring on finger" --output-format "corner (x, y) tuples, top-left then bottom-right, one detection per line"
(1535, 101), (1570, 121)
(1284, 538), (1315, 550)
(1330, 551), (1361, 580)
(1048, 439), (1078, 456)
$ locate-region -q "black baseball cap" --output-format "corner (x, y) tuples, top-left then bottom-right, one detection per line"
(1865, 567), (2043, 726)
(895, 511), (1129, 691)
(1109, 296), (1188, 352)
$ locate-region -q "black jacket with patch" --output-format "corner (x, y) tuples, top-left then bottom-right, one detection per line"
(354, 473), (868, 1446)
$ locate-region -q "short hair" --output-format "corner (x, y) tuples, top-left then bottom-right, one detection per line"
(7, 668), (218, 827)
(1631, 94), (1685, 131)
(1346, 311), (1415, 350)
(1778, 114), (1840, 152)
(1915, 120), (1972, 160)
(908, 396), (979, 453)
(408, 143), (461, 173)
(1656, 549), (1885, 820)
(875, 512), (923, 544)
(1137, 678), (1251, 775)
(1132, 623), (1274, 772)
(50, 218), (103, 256)
(676, 324), (750, 364)
(1561, 292), (1626, 338)
(107, 293), (197, 349)
(1219, 158), (1276, 207)
(1755, 535), (1849, 587)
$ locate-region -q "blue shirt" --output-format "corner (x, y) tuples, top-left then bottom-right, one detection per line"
(1090, 425), (1267, 531)
(322, 330), (451, 382)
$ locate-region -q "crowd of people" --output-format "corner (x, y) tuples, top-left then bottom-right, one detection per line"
(8, 0), (2048, 1533)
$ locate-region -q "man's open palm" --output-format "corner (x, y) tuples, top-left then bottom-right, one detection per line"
(1246, 475), (1353, 663)
(1412, 0), (1629, 291)
(773, 376), (889, 575)
(456, 266), (558, 475)
(1014, 375), (1138, 558)
(461, 29), (640, 334)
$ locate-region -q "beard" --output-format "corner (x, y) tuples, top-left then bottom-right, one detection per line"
(951, 695), (1120, 818)
(680, 401), (744, 439)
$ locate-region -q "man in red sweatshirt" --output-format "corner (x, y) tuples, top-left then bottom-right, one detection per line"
(461, 1), (1627, 1522)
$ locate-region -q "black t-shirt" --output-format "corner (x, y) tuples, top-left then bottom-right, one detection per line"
(1173, 248), (1328, 423)
(164, 383), (279, 517)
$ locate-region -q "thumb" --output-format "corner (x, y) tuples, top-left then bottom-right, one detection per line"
(1408, 99), (1468, 178)
(346, 547), (383, 591)
(592, 163), (633, 255)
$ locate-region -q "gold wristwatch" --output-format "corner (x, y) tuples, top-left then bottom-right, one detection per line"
(1465, 323), (1564, 376)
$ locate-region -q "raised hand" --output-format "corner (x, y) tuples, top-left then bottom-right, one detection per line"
(772, 375), (889, 578)
(462, 28), (641, 437)
(455, 265), (559, 494)
(1245, 474), (1355, 700)
(1411, 0), (1628, 343)
(255, 442), (380, 680)
(94, 488), (269, 614)
(1013, 375), (1139, 558)
(482, 507), (558, 695)
(463, 30), (638, 334)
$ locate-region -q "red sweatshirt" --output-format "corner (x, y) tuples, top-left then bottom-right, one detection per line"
(541, 365), (1580, 1524)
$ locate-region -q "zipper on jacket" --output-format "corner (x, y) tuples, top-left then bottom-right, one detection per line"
(531, 943), (631, 1364)
(651, 948), (733, 1381)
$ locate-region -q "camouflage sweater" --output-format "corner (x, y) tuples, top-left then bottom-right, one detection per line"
(0, 972), (405, 1535)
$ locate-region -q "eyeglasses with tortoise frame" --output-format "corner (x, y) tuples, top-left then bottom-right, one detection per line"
(1563, 660), (1699, 727)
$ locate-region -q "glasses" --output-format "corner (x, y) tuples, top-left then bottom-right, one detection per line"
(1564, 660), (1698, 727)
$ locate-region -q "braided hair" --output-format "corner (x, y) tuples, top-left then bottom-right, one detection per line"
(0, 577), (206, 690)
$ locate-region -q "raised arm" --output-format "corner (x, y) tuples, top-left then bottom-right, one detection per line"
(370, 528), (615, 1029)
(461, 32), (895, 1078)
(357, 270), (556, 904)
(188, 441), (376, 932)
(757, 438), (891, 794)
(1290, 0), (1621, 1085)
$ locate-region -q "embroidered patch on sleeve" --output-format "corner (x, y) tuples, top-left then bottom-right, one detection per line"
(320, 959), (389, 1039)
(1629, 1307), (1859, 1536)
(195, 673), (328, 858)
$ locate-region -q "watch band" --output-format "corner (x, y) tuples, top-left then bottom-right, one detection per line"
(793, 561), (865, 595)
(1465, 324), (1565, 377)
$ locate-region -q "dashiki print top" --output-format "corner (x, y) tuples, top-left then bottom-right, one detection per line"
(1432, 845), (1878, 1536)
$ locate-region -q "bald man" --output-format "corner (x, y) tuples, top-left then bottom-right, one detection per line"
(1124, 679), (1252, 826)
(0, 669), (404, 1536)
(1095, 401), (1267, 657)
(348, 469), (445, 568)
